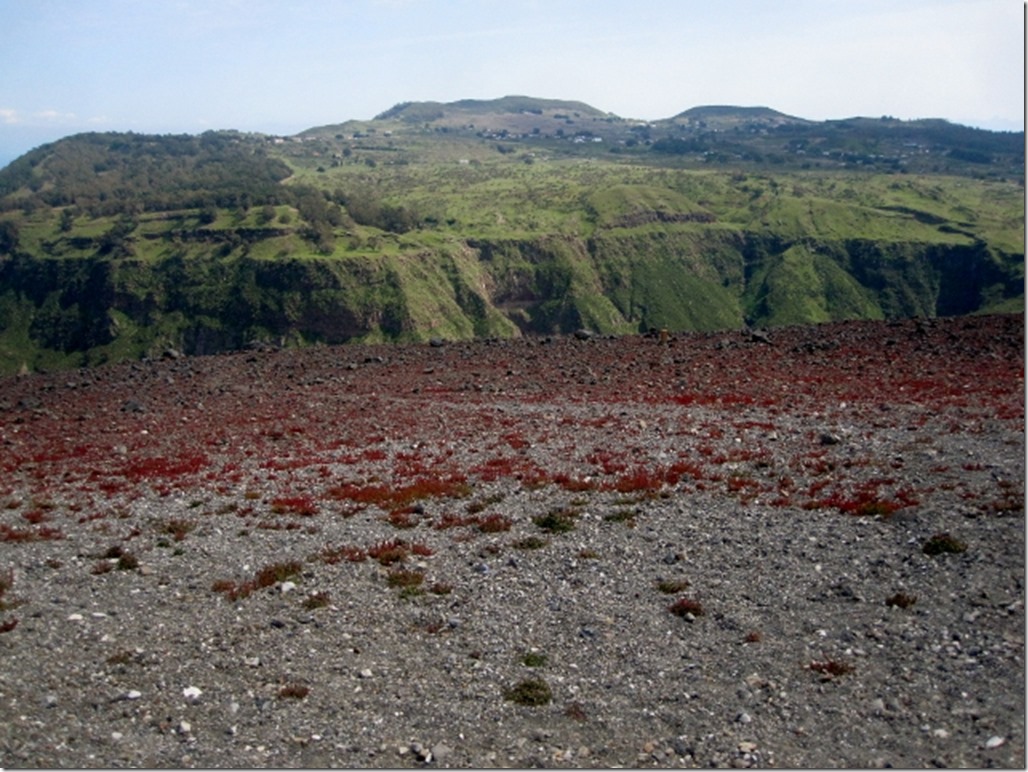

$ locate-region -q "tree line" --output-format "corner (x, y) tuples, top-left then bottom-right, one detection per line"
(0, 131), (430, 257)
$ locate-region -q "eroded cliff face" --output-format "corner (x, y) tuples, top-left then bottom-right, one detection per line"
(0, 229), (1021, 373)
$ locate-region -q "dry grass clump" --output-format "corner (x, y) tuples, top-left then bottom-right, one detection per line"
(885, 591), (917, 609)
(668, 596), (705, 617)
(513, 536), (549, 550)
(922, 532), (967, 555)
(809, 659), (855, 679)
(0, 569), (20, 632)
(160, 518), (197, 541)
(303, 591), (331, 610)
(278, 683), (310, 700)
(212, 559), (303, 601)
(655, 578), (690, 594)
(386, 568), (425, 589)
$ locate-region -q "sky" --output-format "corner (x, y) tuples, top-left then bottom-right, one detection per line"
(0, 0), (1023, 167)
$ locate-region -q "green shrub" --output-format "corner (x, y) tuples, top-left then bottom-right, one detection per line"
(504, 677), (552, 706)
(922, 532), (967, 555)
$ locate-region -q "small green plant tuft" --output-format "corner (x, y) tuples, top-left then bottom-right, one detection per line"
(603, 508), (638, 527)
(387, 568), (425, 589)
(521, 651), (548, 668)
(922, 532), (967, 555)
(504, 677), (552, 706)
(532, 507), (579, 534)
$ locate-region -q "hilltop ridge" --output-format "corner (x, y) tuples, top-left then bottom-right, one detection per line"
(0, 95), (1022, 373)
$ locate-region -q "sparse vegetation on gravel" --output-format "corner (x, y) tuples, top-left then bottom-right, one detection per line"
(0, 313), (1023, 768)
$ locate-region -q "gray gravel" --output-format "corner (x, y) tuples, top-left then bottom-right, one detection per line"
(0, 315), (1023, 768)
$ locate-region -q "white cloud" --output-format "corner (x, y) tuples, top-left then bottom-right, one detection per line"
(35, 109), (77, 122)
(0, 108), (20, 125)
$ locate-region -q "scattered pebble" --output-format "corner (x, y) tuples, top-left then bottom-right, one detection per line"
(1, 314), (1022, 769)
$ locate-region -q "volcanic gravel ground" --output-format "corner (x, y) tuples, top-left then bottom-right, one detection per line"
(0, 314), (1023, 768)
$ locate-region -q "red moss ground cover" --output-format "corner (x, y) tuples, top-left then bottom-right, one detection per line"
(0, 314), (1022, 541)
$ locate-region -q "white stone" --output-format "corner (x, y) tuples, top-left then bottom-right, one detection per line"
(126, 690), (142, 700)
(183, 686), (202, 701)
(280, 581), (297, 594)
(985, 736), (1005, 749)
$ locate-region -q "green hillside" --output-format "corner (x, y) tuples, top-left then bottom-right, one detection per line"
(0, 98), (1023, 374)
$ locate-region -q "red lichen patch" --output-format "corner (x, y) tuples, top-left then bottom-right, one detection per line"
(0, 524), (64, 542)
(270, 495), (318, 517)
(476, 513), (513, 533)
(326, 475), (470, 511)
(668, 596), (705, 617)
(278, 683), (310, 700)
(0, 313), (1020, 571)
(315, 544), (368, 565)
(809, 659), (855, 679)
(366, 539), (411, 566)
(212, 559), (303, 602)
(119, 455), (209, 482)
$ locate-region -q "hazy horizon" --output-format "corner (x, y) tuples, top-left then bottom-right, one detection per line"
(1, 0), (1022, 168)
